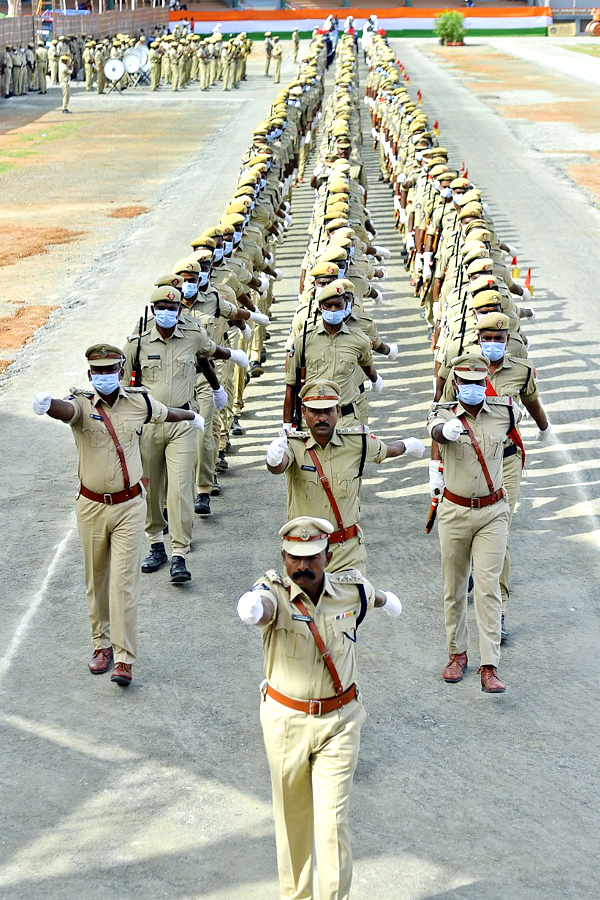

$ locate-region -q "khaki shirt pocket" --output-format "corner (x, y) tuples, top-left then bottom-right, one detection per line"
(294, 469), (319, 501)
(334, 468), (356, 498)
(275, 621), (309, 659)
(453, 433), (471, 459)
(141, 358), (162, 385)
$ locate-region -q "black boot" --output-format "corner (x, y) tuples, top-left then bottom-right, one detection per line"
(141, 542), (168, 573)
(170, 556), (191, 583)
(195, 493), (211, 515)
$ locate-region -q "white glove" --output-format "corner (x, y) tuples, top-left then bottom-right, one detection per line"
(276, 228), (284, 245)
(283, 214), (293, 229)
(266, 251), (274, 265)
(258, 273), (270, 295)
(523, 306), (536, 323)
(393, 195), (401, 212)
(230, 349), (249, 368)
(372, 374), (384, 393)
(313, 160), (325, 177)
(402, 437), (425, 458)
(282, 201), (291, 214)
(377, 265), (388, 280)
(374, 245), (391, 259)
(190, 412), (205, 431)
(415, 253), (424, 274)
(382, 591), (402, 618)
(240, 323), (252, 341)
(371, 288), (383, 305)
(536, 422), (552, 442)
(237, 590), (264, 625)
(386, 342), (399, 360)
(506, 244), (519, 257)
(520, 285), (533, 302)
(422, 251), (433, 281)
(399, 207), (407, 225)
(266, 434), (288, 466)
(33, 392), (52, 415)
(428, 460), (444, 497)
(274, 268), (284, 282)
(442, 418), (464, 442)
(371, 126), (378, 139)
(406, 231), (415, 252)
(249, 310), (270, 325)
(212, 386), (228, 410)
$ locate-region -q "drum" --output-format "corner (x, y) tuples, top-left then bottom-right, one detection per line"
(123, 50), (141, 75)
(104, 58), (125, 81)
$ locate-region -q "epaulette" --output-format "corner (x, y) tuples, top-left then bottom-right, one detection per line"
(487, 395), (512, 406)
(67, 387), (93, 398)
(337, 425), (371, 435)
(287, 430), (310, 440)
(264, 569), (283, 585)
(433, 401), (457, 410)
(126, 329), (152, 343)
(123, 386), (148, 393)
(330, 569), (364, 584)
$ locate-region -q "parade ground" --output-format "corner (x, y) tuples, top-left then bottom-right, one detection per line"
(1, 36), (599, 900)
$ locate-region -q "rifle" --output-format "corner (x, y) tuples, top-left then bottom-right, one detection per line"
(130, 305), (148, 387)
(292, 297), (318, 428)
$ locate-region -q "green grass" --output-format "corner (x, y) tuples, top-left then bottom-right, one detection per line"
(560, 44), (600, 58)
(19, 121), (79, 144)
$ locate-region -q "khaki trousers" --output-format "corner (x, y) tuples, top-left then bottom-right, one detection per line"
(37, 62), (47, 93)
(199, 60), (208, 89)
(76, 493), (146, 663)
(217, 354), (234, 452)
(84, 62), (94, 90)
(61, 79), (70, 110)
(232, 332), (251, 416)
(274, 57), (281, 83)
(141, 420), (196, 557)
(195, 379), (215, 494)
(50, 58), (58, 84)
(260, 693), (366, 900)
(500, 448), (523, 609)
(438, 497), (509, 667)
(222, 61), (231, 90)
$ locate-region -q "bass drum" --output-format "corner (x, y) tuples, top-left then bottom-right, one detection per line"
(123, 50), (141, 75)
(104, 57), (125, 81)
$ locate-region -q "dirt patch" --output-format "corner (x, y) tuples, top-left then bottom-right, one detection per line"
(0, 305), (58, 350)
(107, 205), (149, 219)
(0, 226), (83, 268)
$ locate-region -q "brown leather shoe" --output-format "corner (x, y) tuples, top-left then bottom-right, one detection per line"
(442, 652), (468, 683)
(88, 647), (113, 675)
(111, 662), (133, 686)
(478, 665), (506, 693)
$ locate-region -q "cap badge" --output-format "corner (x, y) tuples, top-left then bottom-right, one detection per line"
(300, 530), (310, 541)
(318, 385), (326, 397)
(99, 348), (107, 358)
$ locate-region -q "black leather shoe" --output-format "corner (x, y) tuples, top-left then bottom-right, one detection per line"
(210, 477), (221, 497)
(170, 556), (191, 582)
(216, 450), (228, 471)
(142, 542), (168, 573)
(501, 614), (509, 643)
(232, 416), (243, 436)
(249, 360), (263, 378)
(260, 347), (267, 364)
(195, 493), (211, 515)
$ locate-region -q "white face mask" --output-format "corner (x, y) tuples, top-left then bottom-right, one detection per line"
(223, 240), (233, 255)
(415, 151), (424, 162)
(433, 180), (441, 192)
(441, 187), (452, 199)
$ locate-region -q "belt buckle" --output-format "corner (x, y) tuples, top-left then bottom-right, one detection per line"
(308, 699), (322, 715)
(470, 497), (481, 509)
(103, 493), (114, 505)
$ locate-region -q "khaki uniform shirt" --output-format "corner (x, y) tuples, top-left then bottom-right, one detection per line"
(123, 321), (216, 408)
(254, 568), (376, 698)
(285, 320), (373, 409)
(67, 386), (168, 494)
(427, 397), (522, 497)
(283, 427), (387, 526)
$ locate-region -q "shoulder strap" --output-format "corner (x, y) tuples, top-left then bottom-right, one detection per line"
(142, 391), (152, 425)
(307, 446), (345, 532)
(95, 403), (131, 489)
(293, 596), (344, 695)
(458, 413), (494, 494)
(485, 379), (525, 467)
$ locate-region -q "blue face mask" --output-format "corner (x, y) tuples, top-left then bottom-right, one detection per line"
(457, 383), (486, 406)
(154, 308), (179, 329)
(198, 271), (209, 289)
(480, 341), (506, 362)
(223, 240), (233, 255)
(181, 281), (198, 300)
(321, 308), (346, 326)
(213, 247), (224, 263)
(91, 373), (120, 395)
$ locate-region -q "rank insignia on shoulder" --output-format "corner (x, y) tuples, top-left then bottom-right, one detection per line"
(264, 569), (283, 585)
(338, 425), (371, 435)
(487, 395), (511, 406)
(334, 570), (361, 583)
(125, 386), (148, 393)
(69, 387), (93, 398)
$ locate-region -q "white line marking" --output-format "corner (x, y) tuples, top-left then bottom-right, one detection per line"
(0, 518), (75, 685)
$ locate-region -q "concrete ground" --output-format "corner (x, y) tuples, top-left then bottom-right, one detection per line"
(0, 38), (599, 900)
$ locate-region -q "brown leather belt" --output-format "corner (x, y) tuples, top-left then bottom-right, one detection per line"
(266, 682), (357, 716)
(443, 487), (506, 510)
(329, 524), (360, 544)
(79, 482), (143, 505)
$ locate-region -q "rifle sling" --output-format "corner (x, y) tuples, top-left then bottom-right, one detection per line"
(95, 402), (131, 490)
(307, 446), (345, 533)
(292, 597), (345, 695)
(458, 414), (495, 495)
